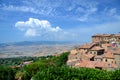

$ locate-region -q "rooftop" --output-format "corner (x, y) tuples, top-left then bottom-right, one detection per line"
(104, 51), (114, 59)
(92, 33), (120, 37)
(91, 46), (104, 51)
(75, 60), (95, 68)
(78, 43), (95, 49)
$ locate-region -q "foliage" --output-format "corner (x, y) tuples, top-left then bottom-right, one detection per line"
(19, 52), (70, 80)
(111, 69), (120, 80)
(0, 66), (15, 80)
(55, 52), (70, 66)
(1, 52), (120, 80)
(33, 66), (112, 80)
(0, 56), (42, 66)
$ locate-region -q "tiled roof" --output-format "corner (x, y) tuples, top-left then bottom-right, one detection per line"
(75, 60), (95, 68)
(91, 46), (104, 51)
(95, 61), (107, 68)
(104, 51), (114, 59)
(82, 53), (94, 59)
(75, 59), (118, 68)
(95, 61), (117, 68)
(79, 43), (94, 49)
(115, 34), (120, 37)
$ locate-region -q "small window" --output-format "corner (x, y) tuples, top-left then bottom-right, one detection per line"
(105, 59), (107, 62)
(94, 52), (96, 54)
(111, 61), (113, 63)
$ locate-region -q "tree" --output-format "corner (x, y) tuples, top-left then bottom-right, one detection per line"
(0, 66), (15, 80)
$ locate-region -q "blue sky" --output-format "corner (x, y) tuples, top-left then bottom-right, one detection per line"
(0, 0), (120, 43)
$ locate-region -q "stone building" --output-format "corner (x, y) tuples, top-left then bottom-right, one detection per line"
(92, 33), (120, 45)
(67, 33), (120, 70)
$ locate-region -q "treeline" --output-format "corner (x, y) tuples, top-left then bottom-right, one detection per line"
(0, 52), (120, 80)
(0, 56), (49, 66)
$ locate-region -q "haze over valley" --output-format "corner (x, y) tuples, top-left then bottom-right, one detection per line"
(0, 41), (78, 58)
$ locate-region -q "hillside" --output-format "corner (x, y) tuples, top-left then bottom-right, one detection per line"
(0, 41), (78, 58)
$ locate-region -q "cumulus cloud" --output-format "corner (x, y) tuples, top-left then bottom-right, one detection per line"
(15, 18), (62, 37)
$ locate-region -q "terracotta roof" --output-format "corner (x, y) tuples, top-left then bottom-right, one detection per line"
(82, 53), (94, 59)
(95, 61), (107, 68)
(75, 60), (95, 68)
(91, 46), (104, 51)
(95, 61), (117, 68)
(104, 52), (114, 59)
(79, 43), (94, 49)
(115, 34), (120, 37)
(76, 61), (117, 69)
(92, 34), (103, 37)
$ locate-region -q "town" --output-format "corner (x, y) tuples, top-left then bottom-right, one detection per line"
(67, 33), (120, 70)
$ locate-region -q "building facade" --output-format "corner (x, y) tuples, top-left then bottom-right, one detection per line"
(67, 33), (120, 70)
(92, 34), (120, 44)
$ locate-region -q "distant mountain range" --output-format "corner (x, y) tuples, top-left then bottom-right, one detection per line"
(0, 41), (78, 47)
(0, 41), (79, 58)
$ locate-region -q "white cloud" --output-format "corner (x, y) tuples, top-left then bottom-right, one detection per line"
(109, 8), (116, 16)
(15, 18), (62, 37)
(1, 5), (54, 15)
(2, 5), (41, 14)
(25, 29), (36, 37)
(104, 8), (117, 16)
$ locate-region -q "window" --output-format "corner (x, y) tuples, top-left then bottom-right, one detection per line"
(111, 61), (113, 63)
(94, 52), (96, 54)
(105, 59), (107, 62)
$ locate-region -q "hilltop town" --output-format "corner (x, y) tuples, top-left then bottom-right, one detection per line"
(67, 33), (120, 70)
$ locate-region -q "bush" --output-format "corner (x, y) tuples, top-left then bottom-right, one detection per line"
(33, 67), (111, 80)
(0, 66), (15, 80)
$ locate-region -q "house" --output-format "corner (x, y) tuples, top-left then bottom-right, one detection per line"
(67, 33), (120, 70)
(92, 33), (120, 44)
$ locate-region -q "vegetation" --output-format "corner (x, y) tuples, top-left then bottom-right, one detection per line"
(0, 66), (16, 80)
(33, 67), (111, 80)
(0, 52), (120, 80)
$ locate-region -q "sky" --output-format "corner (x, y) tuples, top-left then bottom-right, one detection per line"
(0, 0), (120, 43)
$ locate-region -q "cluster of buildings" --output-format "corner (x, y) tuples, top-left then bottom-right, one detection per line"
(67, 33), (120, 70)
